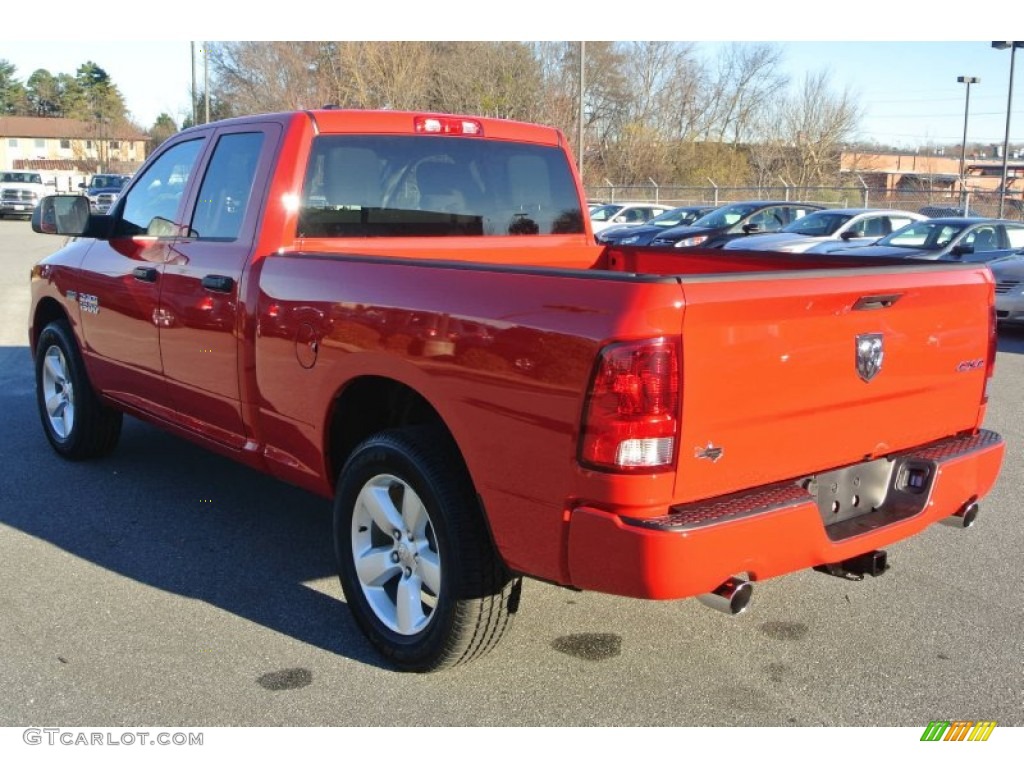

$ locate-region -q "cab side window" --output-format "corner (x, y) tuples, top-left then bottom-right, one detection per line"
(852, 217), (888, 238)
(190, 132), (265, 240)
(1005, 225), (1024, 249)
(748, 208), (785, 231)
(116, 139), (204, 237)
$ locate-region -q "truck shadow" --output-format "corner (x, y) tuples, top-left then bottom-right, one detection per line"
(0, 346), (385, 670)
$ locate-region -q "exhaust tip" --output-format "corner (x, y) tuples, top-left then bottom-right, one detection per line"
(697, 576), (753, 616)
(941, 501), (979, 529)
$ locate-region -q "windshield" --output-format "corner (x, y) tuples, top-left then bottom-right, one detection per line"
(878, 220), (969, 250)
(90, 175), (128, 190)
(780, 211), (852, 236)
(690, 203), (761, 229)
(647, 207), (708, 228)
(1, 172), (42, 184)
(589, 204), (624, 222)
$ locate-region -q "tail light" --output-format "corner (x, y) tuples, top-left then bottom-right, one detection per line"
(983, 301), (997, 404)
(579, 338), (680, 471)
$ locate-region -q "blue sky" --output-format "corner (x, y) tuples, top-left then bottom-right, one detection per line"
(3, 3), (1022, 149)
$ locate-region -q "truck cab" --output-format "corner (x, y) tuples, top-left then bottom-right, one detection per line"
(0, 170), (46, 219)
(79, 173), (132, 214)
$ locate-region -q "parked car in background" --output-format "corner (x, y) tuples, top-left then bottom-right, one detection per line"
(819, 218), (1024, 261)
(0, 170), (47, 219)
(649, 201), (825, 249)
(723, 208), (924, 253)
(79, 174), (132, 214)
(597, 205), (718, 245)
(589, 202), (672, 234)
(918, 204), (982, 218)
(991, 253), (1024, 326)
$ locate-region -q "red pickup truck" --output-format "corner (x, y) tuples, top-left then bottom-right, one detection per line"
(28, 110), (1005, 671)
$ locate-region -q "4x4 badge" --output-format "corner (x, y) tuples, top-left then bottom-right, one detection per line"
(856, 333), (884, 382)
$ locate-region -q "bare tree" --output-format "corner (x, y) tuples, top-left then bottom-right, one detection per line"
(426, 42), (542, 120)
(777, 71), (861, 189)
(211, 42), (322, 114)
(698, 43), (789, 145)
(202, 41), (858, 191)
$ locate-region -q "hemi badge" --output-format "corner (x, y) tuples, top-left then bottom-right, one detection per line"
(695, 443), (724, 463)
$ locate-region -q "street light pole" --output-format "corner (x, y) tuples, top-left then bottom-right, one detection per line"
(992, 42), (1023, 218)
(957, 76), (979, 212)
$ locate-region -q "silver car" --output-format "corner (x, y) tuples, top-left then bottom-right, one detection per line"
(723, 208), (924, 253)
(991, 254), (1024, 326)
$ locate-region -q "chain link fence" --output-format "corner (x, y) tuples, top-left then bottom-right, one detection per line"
(585, 185), (1024, 221)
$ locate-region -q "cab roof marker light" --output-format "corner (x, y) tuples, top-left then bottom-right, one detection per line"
(414, 116), (485, 136)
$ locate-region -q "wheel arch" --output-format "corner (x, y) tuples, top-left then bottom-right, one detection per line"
(324, 375), (507, 566)
(325, 375), (461, 491)
(31, 297), (74, 358)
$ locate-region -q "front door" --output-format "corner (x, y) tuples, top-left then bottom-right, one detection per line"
(76, 137), (207, 413)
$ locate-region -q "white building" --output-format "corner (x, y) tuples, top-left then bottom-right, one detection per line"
(0, 116), (148, 192)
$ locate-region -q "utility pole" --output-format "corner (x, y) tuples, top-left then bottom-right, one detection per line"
(204, 43), (210, 124)
(190, 41), (197, 126)
(578, 41), (585, 185)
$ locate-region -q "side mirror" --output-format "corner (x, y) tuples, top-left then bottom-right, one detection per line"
(32, 195), (92, 236)
(951, 243), (974, 256)
(840, 230), (858, 240)
(742, 223), (762, 234)
(78, 182), (87, 190)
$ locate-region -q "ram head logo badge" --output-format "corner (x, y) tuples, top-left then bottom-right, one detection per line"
(856, 333), (884, 382)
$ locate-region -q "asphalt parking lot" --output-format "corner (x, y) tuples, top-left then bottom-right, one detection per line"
(1, 216), (1021, 728)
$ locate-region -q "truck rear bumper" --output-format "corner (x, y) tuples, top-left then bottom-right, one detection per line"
(566, 430), (1004, 599)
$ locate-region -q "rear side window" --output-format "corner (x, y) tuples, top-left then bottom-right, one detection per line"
(1005, 225), (1024, 249)
(190, 132), (265, 240)
(297, 135), (584, 238)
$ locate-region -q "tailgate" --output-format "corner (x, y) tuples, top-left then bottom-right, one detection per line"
(673, 263), (993, 503)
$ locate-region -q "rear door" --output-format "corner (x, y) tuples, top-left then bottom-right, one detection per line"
(158, 123), (280, 447)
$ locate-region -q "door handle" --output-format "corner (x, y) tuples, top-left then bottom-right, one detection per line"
(853, 294), (902, 311)
(132, 266), (159, 282)
(202, 275), (235, 293)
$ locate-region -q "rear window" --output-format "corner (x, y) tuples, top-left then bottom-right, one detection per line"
(298, 135), (584, 238)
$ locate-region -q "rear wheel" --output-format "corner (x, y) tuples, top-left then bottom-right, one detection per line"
(334, 426), (520, 671)
(34, 320), (122, 459)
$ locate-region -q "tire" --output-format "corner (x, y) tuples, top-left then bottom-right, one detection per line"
(34, 319), (122, 460)
(334, 426), (520, 672)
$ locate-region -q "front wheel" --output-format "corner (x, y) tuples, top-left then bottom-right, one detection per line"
(334, 426), (520, 671)
(34, 320), (122, 459)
